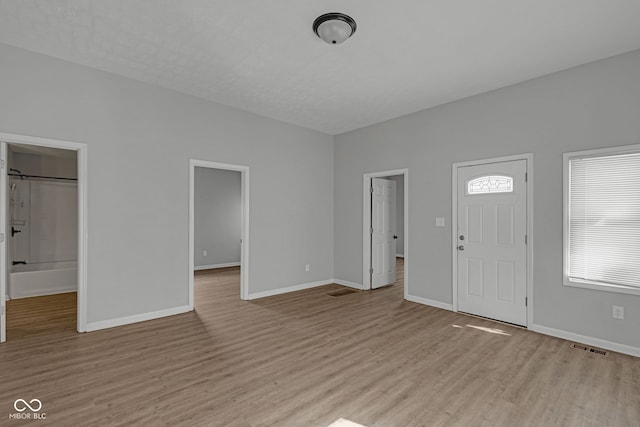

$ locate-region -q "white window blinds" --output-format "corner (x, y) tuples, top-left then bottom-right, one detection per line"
(568, 152), (640, 289)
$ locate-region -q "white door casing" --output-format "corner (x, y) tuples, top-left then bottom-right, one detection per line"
(1, 142), (7, 342)
(0, 132), (88, 335)
(371, 178), (396, 289)
(457, 159), (527, 326)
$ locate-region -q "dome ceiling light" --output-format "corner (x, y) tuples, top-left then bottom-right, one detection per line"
(313, 13), (357, 45)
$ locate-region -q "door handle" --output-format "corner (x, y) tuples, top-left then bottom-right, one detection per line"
(11, 226), (22, 237)
(457, 245), (465, 251)
(393, 235), (398, 239)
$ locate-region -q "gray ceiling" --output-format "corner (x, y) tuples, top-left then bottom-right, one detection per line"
(1, 0), (640, 135)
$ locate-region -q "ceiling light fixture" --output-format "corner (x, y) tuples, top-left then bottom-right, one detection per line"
(313, 13), (356, 45)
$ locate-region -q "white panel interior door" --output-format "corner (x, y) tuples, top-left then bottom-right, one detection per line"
(1, 142), (7, 342)
(457, 160), (527, 326)
(371, 178), (396, 289)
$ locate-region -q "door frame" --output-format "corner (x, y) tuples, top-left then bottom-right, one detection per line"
(451, 153), (533, 327)
(1, 142), (6, 342)
(363, 168), (408, 297)
(0, 131), (89, 340)
(188, 159), (249, 306)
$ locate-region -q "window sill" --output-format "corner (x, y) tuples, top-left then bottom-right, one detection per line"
(564, 278), (640, 296)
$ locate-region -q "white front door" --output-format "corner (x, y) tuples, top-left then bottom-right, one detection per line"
(371, 178), (396, 289)
(457, 159), (527, 326)
(1, 142), (7, 342)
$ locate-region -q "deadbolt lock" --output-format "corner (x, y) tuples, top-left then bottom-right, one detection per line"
(459, 235), (464, 240)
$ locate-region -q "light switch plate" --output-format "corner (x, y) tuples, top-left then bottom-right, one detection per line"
(436, 217), (445, 227)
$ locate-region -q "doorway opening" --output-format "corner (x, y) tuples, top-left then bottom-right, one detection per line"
(1, 133), (88, 343)
(188, 160), (249, 309)
(362, 169), (408, 297)
(452, 154), (533, 328)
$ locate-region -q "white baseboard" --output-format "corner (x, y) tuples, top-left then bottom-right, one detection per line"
(86, 305), (191, 332)
(247, 279), (334, 300)
(396, 254), (404, 258)
(406, 294), (453, 311)
(194, 262), (240, 271)
(333, 279), (364, 290)
(531, 324), (640, 358)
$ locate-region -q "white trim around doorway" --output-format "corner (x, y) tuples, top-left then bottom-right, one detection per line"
(0, 131), (89, 335)
(451, 153), (534, 328)
(189, 159), (250, 307)
(362, 168), (409, 299)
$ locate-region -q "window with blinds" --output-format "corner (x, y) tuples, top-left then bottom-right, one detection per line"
(565, 149), (640, 293)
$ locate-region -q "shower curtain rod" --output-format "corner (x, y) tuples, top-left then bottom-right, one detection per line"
(8, 171), (77, 182)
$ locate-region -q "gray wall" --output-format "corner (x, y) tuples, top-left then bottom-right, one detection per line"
(4, 41), (639, 350)
(335, 49), (640, 349)
(0, 43), (334, 324)
(194, 167), (241, 268)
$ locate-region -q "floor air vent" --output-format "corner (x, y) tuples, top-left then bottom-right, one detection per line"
(327, 288), (358, 297)
(571, 343), (607, 356)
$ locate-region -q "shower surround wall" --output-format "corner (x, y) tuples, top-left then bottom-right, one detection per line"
(8, 149), (78, 299)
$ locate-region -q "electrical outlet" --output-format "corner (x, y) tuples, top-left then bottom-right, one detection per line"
(435, 217), (445, 227)
(613, 305), (624, 320)
(203, 250), (208, 257)
(305, 264), (310, 272)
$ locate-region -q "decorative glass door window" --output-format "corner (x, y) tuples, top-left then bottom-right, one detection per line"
(467, 175), (513, 195)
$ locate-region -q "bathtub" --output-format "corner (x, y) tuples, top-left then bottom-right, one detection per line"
(9, 260), (77, 299)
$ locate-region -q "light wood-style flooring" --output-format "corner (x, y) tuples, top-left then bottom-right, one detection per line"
(1, 259), (638, 426)
(6, 291), (77, 341)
